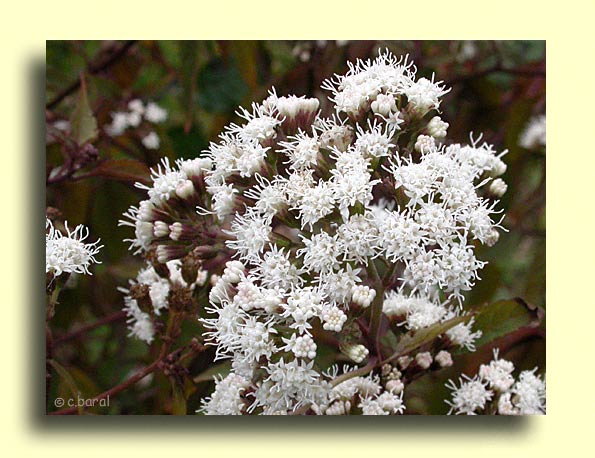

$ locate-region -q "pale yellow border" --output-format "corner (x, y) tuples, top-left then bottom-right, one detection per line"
(2, 0), (591, 455)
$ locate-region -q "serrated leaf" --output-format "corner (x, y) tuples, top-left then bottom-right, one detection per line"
(89, 159), (150, 184)
(472, 298), (543, 348)
(69, 74), (98, 145)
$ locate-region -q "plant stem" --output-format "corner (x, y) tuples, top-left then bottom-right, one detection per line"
(49, 343), (171, 415)
(53, 311), (126, 346)
(330, 357), (378, 387)
(367, 260), (384, 357)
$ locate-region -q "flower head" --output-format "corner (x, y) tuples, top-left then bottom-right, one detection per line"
(46, 218), (102, 277)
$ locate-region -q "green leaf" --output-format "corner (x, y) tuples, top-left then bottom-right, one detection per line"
(171, 381), (187, 416)
(69, 74), (98, 145)
(383, 315), (469, 363)
(179, 41), (201, 132)
(472, 298), (543, 348)
(197, 57), (249, 113)
(193, 361), (231, 384)
(167, 125), (207, 161)
(48, 359), (83, 414)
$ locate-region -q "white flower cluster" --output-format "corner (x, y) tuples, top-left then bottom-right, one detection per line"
(314, 369), (404, 416)
(446, 349), (545, 415)
(119, 156), (213, 255)
(46, 218), (102, 277)
(106, 99), (168, 149)
(519, 114), (546, 150)
(121, 50), (509, 415)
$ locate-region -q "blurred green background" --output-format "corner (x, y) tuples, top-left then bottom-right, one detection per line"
(45, 40), (545, 414)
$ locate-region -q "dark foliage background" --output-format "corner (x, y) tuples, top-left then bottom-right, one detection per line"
(45, 40), (545, 414)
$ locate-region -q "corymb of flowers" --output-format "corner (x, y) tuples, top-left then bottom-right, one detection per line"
(118, 50), (544, 415)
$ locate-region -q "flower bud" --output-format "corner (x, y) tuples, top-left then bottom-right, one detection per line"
(435, 350), (453, 367)
(175, 180), (195, 200)
(489, 178), (508, 197)
(415, 351), (433, 370)
(386, 379), (404, 395)
(371, 94), (397, 116)
(415, 134), (436, 153)
(153, 221), (170, 238)
(351, 284), (376, 308)
(343, 344), (369, 364)
(427, 116), (449, 138)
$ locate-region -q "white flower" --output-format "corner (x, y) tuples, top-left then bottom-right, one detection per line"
(142, 131), (160, 150)
(519, 114), (546, 150)
(200, 373), (250, 415)
(383, 290), (412, 317)
(446, 375), (493, 415)
(317, 264), (361, 304)
(403, 76), (450, 116)
(282, 333), (317, 359)
(455, 349), (546, 416)
(330, 167), (378, 221)
(235, 316), (278, 364)
(115, 50), (514, 415)
(121, 295), (154, 344)
(336, 213), (379, 264)
(478, 349), (515, 392)
(224, 209), (272, 262)
(359, 391), (405, 415)
(270, 93), (319, 130)
(128, 99), (144, 114)
(446, 318), (482, 351)
(46, 219), (102, 277)
(230, 103), (280, 142)
(404, 295), (448, 330)
(135, 157), (187, 206)
(144, 102), (168, 124)
(511, 370), (546, 414)
(210, 183), (238, 220)
(293, 180), (335, 230)
(354, 121), (395, 159)
(279, 132), (320, 170)
(322, 50), (415, 117)
(375, 209), (425, 262)
(315, 117), (354, 152)
(297, 231), (341, 274)
(106, 111), (129, 136)
(148, 279), (170, 315)
(252, 358), (330, 414)
(281, 286), (325, 335)
(126, 111), (142, 127)
(244, 176), (288, 217)
(252, 246), (302, 292)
